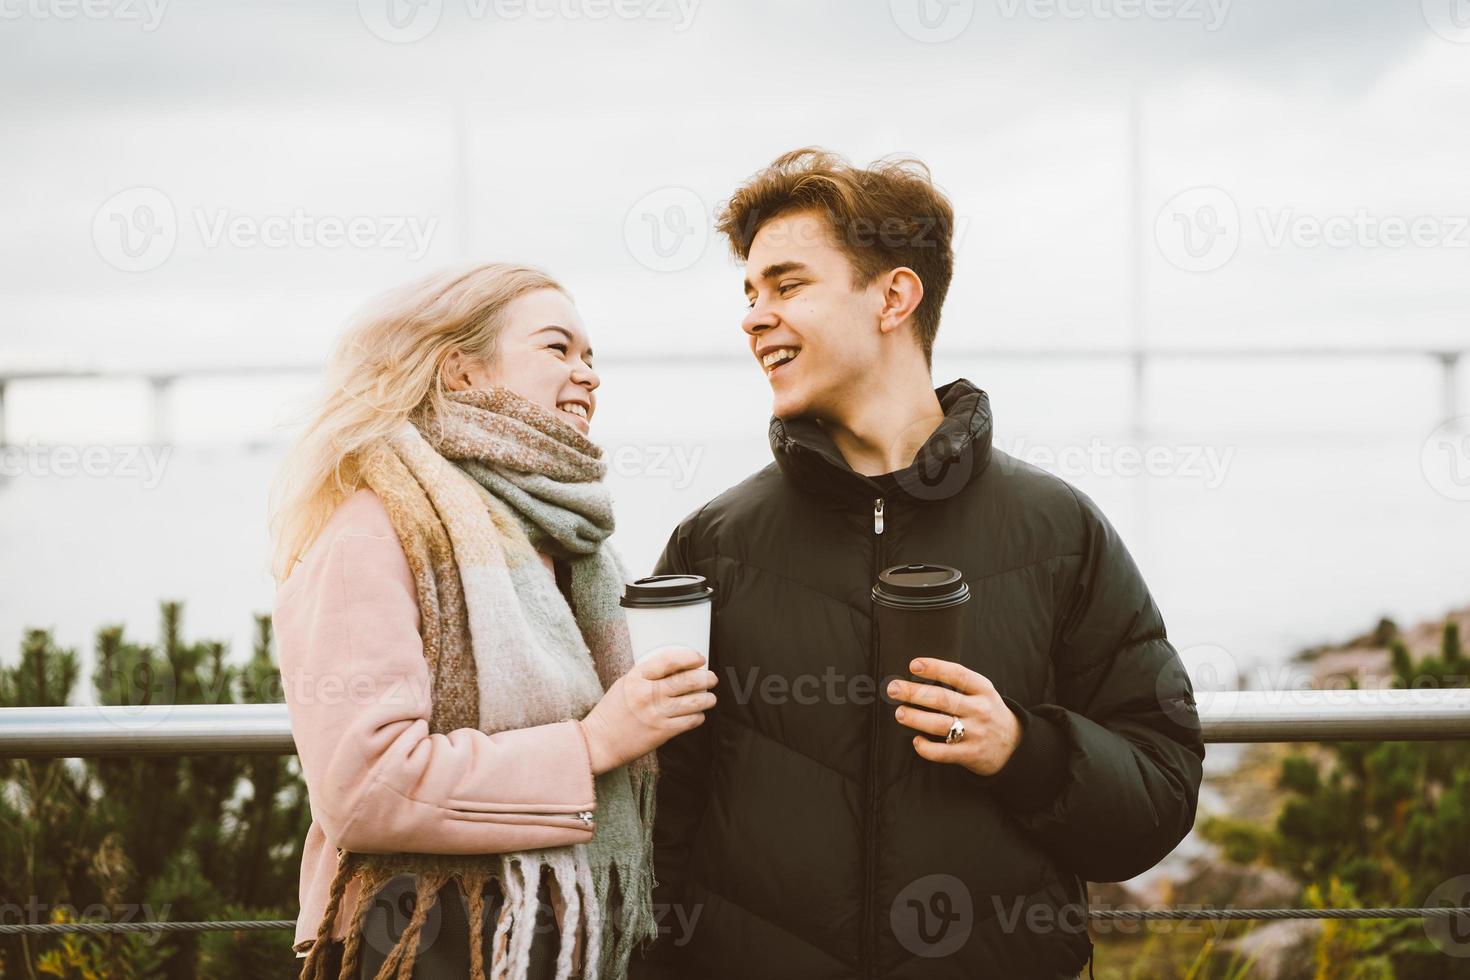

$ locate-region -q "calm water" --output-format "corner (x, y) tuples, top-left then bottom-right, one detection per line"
(3, 359), (1468, 703)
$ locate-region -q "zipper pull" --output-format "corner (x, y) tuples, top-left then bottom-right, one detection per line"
(577, 811), (594, 828)
(873, 497), (885, 535)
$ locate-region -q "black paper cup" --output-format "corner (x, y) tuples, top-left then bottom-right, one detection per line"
(873, 564), (969, 750)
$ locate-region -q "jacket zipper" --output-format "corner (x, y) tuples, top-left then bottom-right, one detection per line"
(862, 494), (885, 979)
(450, 808), (595, 826)
(443, 801), (596, 830)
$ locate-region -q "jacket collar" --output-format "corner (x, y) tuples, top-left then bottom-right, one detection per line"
(769, 377), (994, 506)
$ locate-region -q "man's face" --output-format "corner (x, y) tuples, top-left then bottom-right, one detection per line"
(741, 210), (883, 421)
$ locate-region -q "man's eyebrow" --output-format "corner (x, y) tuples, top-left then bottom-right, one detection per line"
(742, 261), (809, 296)
(534, 324), (592, 361)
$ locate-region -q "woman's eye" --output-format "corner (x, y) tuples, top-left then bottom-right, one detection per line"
(549, 343), (569, 353)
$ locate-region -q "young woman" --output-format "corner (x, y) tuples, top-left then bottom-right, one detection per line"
(268, 263), (718, 980)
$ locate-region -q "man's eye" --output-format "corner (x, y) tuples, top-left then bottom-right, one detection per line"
(778, 281), (801, 295)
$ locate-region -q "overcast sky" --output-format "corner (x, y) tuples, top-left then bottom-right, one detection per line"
(3, 0), (1468, 389)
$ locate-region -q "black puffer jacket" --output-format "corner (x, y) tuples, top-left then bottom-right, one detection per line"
(630, 378), (1204, 980)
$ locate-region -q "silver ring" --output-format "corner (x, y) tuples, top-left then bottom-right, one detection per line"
(945, 716), (966, 744)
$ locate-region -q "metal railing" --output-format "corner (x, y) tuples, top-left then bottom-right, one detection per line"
(3, 689), (1469, 939)
(3, 688), (1470, 758)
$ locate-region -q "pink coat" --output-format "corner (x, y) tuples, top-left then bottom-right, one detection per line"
(273, 488), (598, 956)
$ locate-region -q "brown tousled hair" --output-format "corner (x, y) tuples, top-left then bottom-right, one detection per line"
(715, 146), (956, 367)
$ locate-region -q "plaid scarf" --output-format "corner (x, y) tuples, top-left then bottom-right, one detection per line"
(298, 385), (657, 980)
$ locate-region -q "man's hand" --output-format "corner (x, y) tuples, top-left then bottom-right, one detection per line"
(886, 658), (1023, 777)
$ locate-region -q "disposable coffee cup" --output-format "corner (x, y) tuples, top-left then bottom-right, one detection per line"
(620, 574), (715, 667)
(873, 564), (970, 749)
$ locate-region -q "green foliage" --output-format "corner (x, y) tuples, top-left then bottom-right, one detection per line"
(1199, 814), (1276, 866)
(195, 904), (299, 980)
(1269, 622), (1470, 978)
(0, 604), (309, 979)
(1304, 879), (1398, 979)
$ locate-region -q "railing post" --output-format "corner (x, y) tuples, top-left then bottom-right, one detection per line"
(1131, 349), (1148, 437)
(1438, 351), (1461, 423)
(147, 375), (174, 447)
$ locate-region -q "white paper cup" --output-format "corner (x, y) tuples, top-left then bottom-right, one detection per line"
(621, 574), (714, 667)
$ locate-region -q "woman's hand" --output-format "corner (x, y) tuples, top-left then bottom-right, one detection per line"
(579, 647), (718, 775)
(887, 657), (1023, 777)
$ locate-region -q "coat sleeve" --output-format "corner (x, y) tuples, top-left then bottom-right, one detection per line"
(274, 528), (598, 856)
(966, 484), (1206, 883)
(629, 511), (713, 979)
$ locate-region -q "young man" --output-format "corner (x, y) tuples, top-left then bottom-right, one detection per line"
(630, 148), (1205, 979)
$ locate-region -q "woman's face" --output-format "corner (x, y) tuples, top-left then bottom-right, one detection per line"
(443, 287), (599, 435)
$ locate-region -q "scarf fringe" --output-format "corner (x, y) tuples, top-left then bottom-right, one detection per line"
(296, 787), (660, 980)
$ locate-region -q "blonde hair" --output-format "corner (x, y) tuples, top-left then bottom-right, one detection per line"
(267, 262), (566, 584)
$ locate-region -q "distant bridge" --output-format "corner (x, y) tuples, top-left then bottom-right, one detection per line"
(0, 344), (1464, 446)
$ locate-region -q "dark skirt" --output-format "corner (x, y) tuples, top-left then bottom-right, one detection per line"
(313, 869), (573, 980)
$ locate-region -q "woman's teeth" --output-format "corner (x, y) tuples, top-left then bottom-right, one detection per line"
(558, 403), (589, 420)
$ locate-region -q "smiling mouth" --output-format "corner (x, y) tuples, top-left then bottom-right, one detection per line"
(761, 347), (800, 376)
(556, 402), (590, 425)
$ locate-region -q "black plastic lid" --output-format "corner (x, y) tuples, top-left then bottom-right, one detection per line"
(620, 574), (714, 609)
(871, 563), (969, 609)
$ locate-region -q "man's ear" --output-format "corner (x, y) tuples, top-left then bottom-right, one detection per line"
(876, 267), (924, 336)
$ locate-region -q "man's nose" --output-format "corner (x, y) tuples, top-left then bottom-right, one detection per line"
(742, 304), (777, 336)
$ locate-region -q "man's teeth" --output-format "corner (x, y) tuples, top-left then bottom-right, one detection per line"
(558, 403), (589, 420)
(762, 348), (799, 370)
